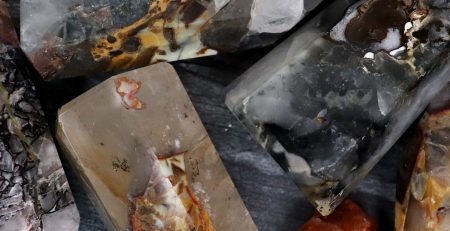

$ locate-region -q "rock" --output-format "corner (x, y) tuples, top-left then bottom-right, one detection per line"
(0, 3), (79, 230)
(0, 148), (14, 172)
(226, 0), (450, 215)
(56, 63), (257, 230)
(396, 83), (450, 231)
(299, 199), (377, 231)
(20, 0), (323, 79)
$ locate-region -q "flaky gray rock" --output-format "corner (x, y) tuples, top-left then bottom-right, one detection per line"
(0, 2), (79, 230)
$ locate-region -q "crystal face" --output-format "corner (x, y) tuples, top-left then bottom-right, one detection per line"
(396, 84), (450, 231)
(0, 3), (79, 230)
(226, 0), (450, 215)
(56, 63), (257, 231)
(20, 0), (322, 79)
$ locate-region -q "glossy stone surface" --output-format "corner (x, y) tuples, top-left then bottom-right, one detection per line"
(226, 0), (450, 215)
(396, 83), (450, 231)
(299, 199), (377, 231)
(0, 2), (79, 230)
(21, 0), (322, 79)
(56, 63), (257, 230)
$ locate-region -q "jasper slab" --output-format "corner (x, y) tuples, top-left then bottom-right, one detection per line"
(56, 63), (257, 230)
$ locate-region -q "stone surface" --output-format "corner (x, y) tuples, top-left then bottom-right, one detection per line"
(0, 2), (79, 230)
(20, 0), (322, 79)
(29, 47), (400, 231)
(56, 63), (257, 231)
(226, 0), (450, 216)
(396, 83), (450, 231)
(299, 199), (377, 231)
(8, 2), (401, 230)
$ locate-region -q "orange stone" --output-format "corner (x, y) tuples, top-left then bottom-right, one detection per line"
(299, 199), (378, 231)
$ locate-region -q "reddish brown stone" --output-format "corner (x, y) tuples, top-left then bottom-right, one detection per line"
(299, 199), (378, 231)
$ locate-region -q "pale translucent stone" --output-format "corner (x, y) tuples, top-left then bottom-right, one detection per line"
(226, 0), (450, 215)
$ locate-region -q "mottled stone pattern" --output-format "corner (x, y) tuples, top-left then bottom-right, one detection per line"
(226, 0), (450, 216)
(0, 3), (79, 230)
(31, 47), (400, 230)
(20, 0), (219, 79)
(1, 1), (413, 230)
(21, 0), (323, 79)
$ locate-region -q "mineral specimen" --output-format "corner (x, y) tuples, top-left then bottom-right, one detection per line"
(0, 2), (79, 230)
(226, 0), (450, 215)
(299, 199), (377, 231)
(56, 63), (257, 230)
(20, 0), (323, 79)
(396, 83), (450, 231)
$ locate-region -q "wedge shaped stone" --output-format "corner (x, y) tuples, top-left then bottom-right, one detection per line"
(0, 2), (79, 230)
(226, 0), (450, 216)
(396, 83), (450, 231)
(56, 63), (257, 231)
(20, 0), (322, 79)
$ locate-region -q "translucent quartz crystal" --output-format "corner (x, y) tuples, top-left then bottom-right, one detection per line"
(396, 83), (450, 231)
(20, 0), (323, 79)
(0, 2), (79, 230)
(226, 0), (450, 215)
(56, 63), (257, 231)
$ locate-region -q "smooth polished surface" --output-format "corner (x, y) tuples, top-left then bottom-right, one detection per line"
(7, 1), (401, 230)
(56, 63), (256, 231)
(226, 0), (450, 215)
(34, 50), (401, 231)
(20, 0), (323, 79)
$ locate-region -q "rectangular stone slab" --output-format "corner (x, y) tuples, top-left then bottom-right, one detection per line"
(20, 0), (323, 79)
(56, 62), (257, 231)
(226, 0), (450, 216)
(0, 1), (79, 230)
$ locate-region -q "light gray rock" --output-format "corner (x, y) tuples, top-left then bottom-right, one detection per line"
(0, 3), (79, 230)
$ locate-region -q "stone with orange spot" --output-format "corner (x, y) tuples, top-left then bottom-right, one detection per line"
(299, 199), (378, 231)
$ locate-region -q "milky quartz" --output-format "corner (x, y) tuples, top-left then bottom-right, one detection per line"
(0, 2), (79, 230)
(20, 0), (323, 79)
(56, 63), (257, 231)
(226, 0), (450, 215)
(396, 83), (450, 231)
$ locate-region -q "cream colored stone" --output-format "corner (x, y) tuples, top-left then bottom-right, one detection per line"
(57, 63), (257, 231)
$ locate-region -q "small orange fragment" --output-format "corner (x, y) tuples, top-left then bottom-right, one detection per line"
(114, 77), (145, 110)
(299, 199), (378, 231)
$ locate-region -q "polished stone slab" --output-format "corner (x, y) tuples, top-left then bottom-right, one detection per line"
(226, 0), (450, 215)
(56, 63), (257, 230)
(20, 0), (323, 79)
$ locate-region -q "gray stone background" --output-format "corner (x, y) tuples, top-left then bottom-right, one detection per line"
(7, 1), (398, 230)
